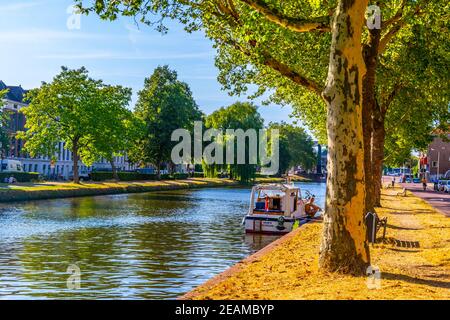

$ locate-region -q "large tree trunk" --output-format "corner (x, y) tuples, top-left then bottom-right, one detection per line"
(361, 21), (381, 213)
(72, 139), (80, 184)
(320, 0), (370, 275)
(372, 101), (386, 207)
(110, 158), (119, 181)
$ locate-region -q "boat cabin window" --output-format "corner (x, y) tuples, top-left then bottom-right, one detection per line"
(254, 190), (284, 212)
(272, 198), (281, 210)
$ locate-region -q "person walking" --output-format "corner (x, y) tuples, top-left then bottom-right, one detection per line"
(392, 177), (396, 188)
(422, 177), (427, 191)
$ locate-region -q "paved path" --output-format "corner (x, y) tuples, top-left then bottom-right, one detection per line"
(400, 182), (450, 217)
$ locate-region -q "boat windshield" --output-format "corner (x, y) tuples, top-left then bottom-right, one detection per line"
(259, 190), (285, 198)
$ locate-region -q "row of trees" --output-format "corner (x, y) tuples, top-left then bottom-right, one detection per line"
(75, 0), (449, 274)
(9, 65), (314, 183)
(201, 102), (316, 182)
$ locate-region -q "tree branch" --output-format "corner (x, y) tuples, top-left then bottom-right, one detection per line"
(378, 1), (427, 55)
(229, 39), (323, 97)
(239, 0), (331, 32)
(382, 0), (407, 29)
(381, 83), (404, 113)
(378, 22), (404, 55)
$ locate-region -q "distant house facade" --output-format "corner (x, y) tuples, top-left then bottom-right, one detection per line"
(426, 133), (450, 180)
(0, 80), (134, 179)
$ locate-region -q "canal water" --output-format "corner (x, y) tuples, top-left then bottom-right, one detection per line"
(0, 182), (325, 299)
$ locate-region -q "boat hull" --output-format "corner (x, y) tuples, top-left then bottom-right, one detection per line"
(244, 215), (297, 234)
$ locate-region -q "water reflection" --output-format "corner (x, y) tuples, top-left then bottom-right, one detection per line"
(0, 182), (325, 299)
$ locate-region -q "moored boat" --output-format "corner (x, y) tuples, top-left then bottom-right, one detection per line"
(243, 183), (321, 234)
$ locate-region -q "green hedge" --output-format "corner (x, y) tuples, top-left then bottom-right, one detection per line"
(193, 172), (204, 178)
(91, 171), (158, 181)
(90, 171), (189, 181)
(173, 173), (189, 179)
(160, 173), (189, 180)
(0, 172), (40, 182)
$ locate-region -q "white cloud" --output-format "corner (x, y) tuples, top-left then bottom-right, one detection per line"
(0, 1), (45, 13)
(0, 29), (122, 42)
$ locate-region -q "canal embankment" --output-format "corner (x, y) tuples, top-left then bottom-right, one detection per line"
(182, 187), (450, 299)
(0, 178), (240, 202)
(0, 176), (313, 203)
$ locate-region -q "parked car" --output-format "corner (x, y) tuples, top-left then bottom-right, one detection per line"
(437, 180), (447, 192)
(69, 172), (91, 182)
(0, 159), (24, 172)
(442, 180), (450, 193)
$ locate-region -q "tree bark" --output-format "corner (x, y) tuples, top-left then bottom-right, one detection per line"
(361, 25), (381, 213)
(320, 0), (370, 275)
(372, 100), (386, 207)
(72, 139), (80, 184)
(110, 158), (119, 181)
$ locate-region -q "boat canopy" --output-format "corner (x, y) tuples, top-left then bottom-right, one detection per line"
(248, 183), (302, 216)
(252, 183), (299, 192)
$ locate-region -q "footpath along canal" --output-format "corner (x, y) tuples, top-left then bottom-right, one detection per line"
(0, 182), (325, 299)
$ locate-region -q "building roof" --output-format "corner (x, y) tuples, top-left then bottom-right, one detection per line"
(0, 80), (29, 104)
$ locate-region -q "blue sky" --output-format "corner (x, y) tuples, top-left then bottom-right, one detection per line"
(0, 0), (295, 125)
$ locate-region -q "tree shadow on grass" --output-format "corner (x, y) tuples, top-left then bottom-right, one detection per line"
(382, 272), (450, 289)
(386, 223), (422, 231)
(380, 237), (420, 248)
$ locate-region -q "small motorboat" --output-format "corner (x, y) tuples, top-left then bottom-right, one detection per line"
(243, 183), (322, 234)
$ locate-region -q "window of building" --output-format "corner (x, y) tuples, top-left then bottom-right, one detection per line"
(432, 161), (438, 168)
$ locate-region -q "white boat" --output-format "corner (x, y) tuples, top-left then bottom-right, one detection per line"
(243, 183), (321, 234)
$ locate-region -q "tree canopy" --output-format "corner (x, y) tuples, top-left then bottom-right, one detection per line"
(90, 84), (133, 179)
(203, 101), (264, 183)
(133, 65), (202, 176)
(268, 122), (316, 175)
(18, 66), (132, 183)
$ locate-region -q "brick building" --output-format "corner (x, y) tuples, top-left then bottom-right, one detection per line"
(427, 133), (450, 180)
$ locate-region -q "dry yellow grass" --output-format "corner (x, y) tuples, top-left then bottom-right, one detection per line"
(185, 188), (450, 300)
(0, 178), (238, 202)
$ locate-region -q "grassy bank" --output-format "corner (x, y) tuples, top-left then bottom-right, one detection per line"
(182, 188), (449, 300)
(0, 178), (238, 202)
(0, 175), (315, 203)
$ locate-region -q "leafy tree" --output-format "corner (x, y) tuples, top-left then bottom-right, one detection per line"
(0, 90), (9, 158)
(203, 102), (263, 183)
(134, 66), (202, 178)
(76, 0), (449, 273)
(17, 67), (123, 183)
(91, 85), (133, 180)
(268, 122), (316, 175)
